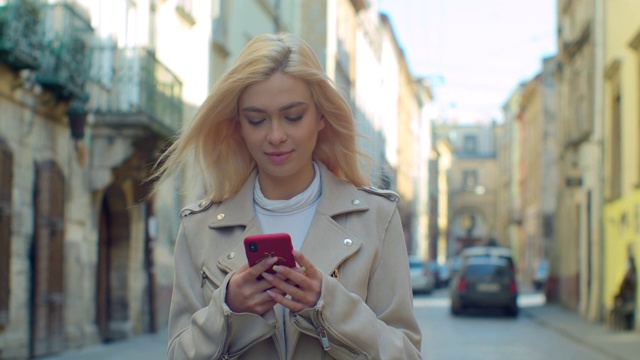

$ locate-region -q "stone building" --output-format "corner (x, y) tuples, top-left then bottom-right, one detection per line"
(0, 0), (210, 358)
(555, 0), (604, 320)
(515, 56), (558, 286)
(433, 122), (500, 257)
(601, 0), (640, 330)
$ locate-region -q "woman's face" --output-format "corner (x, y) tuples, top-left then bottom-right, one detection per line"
(238, 72), (325, 200)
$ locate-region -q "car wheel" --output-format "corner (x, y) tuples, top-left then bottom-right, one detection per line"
(451, 302), (462, 316)
(505, 304), (519, 317)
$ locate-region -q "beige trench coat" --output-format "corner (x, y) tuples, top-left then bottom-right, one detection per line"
(167, 163), (422, 359)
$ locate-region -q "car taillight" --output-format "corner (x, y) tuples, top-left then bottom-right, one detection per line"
(509, 279), (517, 294)
(458, 278), (467, 292)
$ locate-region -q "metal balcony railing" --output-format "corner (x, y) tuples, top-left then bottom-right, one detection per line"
(35, 2), (93, 101)
(0, 0), (42, 70)
(91, 46), (183, 136)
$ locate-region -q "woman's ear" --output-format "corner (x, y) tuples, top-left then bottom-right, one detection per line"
(318, 114), (327, 130)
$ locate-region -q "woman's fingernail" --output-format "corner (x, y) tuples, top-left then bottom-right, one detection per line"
(262, 272), (273, 280)
(272, 265), (279, 272)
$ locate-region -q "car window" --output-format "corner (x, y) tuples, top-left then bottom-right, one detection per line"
(464, 264), (508, 277)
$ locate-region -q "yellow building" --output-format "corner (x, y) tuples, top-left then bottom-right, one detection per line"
(602, 0), (640, 330)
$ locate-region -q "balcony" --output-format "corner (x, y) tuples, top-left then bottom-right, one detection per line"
(91, 47), (183, 137)
(35, 2), (93, 101)
(0, 0), (42, 70)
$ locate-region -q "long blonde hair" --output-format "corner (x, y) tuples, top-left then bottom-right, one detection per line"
(150, 33), (370, 202)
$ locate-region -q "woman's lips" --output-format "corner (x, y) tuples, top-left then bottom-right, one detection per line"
(266, 151), (293, 164)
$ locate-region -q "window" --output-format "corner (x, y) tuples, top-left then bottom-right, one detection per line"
(463, 135), (477, 154)
(462, 169), (478, 191)
(605, 59), (622, 199)
(610, 90), (621, 198)
(630, 31), (640, 186)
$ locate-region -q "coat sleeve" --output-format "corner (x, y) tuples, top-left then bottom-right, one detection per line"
(292, 206), (422, 359)
(166, 221), (278, 359)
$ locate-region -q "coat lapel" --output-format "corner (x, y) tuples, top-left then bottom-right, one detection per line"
(300, 162), (369, 273)
(209, 162), (371, 275)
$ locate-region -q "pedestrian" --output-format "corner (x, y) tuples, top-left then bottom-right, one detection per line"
(152, 32), (422, 359)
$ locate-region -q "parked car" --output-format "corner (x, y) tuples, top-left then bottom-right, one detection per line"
(448, 256), (462, 279)
(409, 256), (436, 294)
(533, 259), (549, 291)
(450, 257), (519, 317)
(438, 262), (451, 288)
(460, 246), (515, 273)
(425, 260), (452, 288)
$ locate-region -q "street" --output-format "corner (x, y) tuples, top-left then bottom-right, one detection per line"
(42, 285), (640, 360)
(416, 288), (615, 360)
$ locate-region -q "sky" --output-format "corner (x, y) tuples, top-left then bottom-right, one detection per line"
(377, 0), (558, 123)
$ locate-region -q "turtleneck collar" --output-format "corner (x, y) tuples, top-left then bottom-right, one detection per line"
(254, 162), (322, 213)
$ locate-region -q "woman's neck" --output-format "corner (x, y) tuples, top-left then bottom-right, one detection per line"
(257, 163), (316, 200)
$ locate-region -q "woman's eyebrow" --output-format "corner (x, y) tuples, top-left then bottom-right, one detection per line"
(279, 101), (307, 111)
(240, 101), (307, 114)
(240, 106), (266, 114)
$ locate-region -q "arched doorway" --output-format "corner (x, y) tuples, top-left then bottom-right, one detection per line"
(30, 160), (65, 357)
(96, 184), (131, 341)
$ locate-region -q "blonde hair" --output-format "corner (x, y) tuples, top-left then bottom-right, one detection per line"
(151, 33), (370, 202)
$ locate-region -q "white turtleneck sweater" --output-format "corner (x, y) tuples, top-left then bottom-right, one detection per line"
(253, 162), (322, 250)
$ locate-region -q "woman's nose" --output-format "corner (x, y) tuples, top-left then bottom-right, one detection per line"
(267, 121), (287, 144)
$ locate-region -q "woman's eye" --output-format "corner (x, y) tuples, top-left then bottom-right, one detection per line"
(247, 118), (265, 126)
(285, 115), (303, 122)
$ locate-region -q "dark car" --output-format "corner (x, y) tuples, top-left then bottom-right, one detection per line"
(450, 257), (518, 317)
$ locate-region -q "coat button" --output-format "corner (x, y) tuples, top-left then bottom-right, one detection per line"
(217, 214), (225, 220)
(352, 199), (360, 205)
(227, 252), (235, 259)
(343, 239), (353, 246)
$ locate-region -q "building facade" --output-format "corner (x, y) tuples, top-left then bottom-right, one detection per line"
(433, 122), (499, 257)
(0, 0), (210, 358)
(601, 0), (640, 330)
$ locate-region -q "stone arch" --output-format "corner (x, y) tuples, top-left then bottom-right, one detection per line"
(96, 184), (131, 341)
(449, 206), (491, 253)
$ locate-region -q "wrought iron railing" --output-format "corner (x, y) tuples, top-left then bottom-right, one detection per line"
(35, 2), (93, 101)
(91, 46), (183, 135)
(0, 0), (42, 70)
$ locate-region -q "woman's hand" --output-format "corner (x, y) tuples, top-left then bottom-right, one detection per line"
(226, 256), (285, 315)
(263, 251), (322, 312)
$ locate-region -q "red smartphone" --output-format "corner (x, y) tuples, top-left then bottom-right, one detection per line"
(244, 233), (296, 275)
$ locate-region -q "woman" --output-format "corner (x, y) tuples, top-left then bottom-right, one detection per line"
(154, 32), (422, 359)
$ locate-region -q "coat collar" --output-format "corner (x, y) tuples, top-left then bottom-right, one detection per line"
(210, 162), (370, 275)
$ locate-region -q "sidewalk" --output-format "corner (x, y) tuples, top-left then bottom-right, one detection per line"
(40, 329), (168, 360)
(522, 303), (640, 360)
